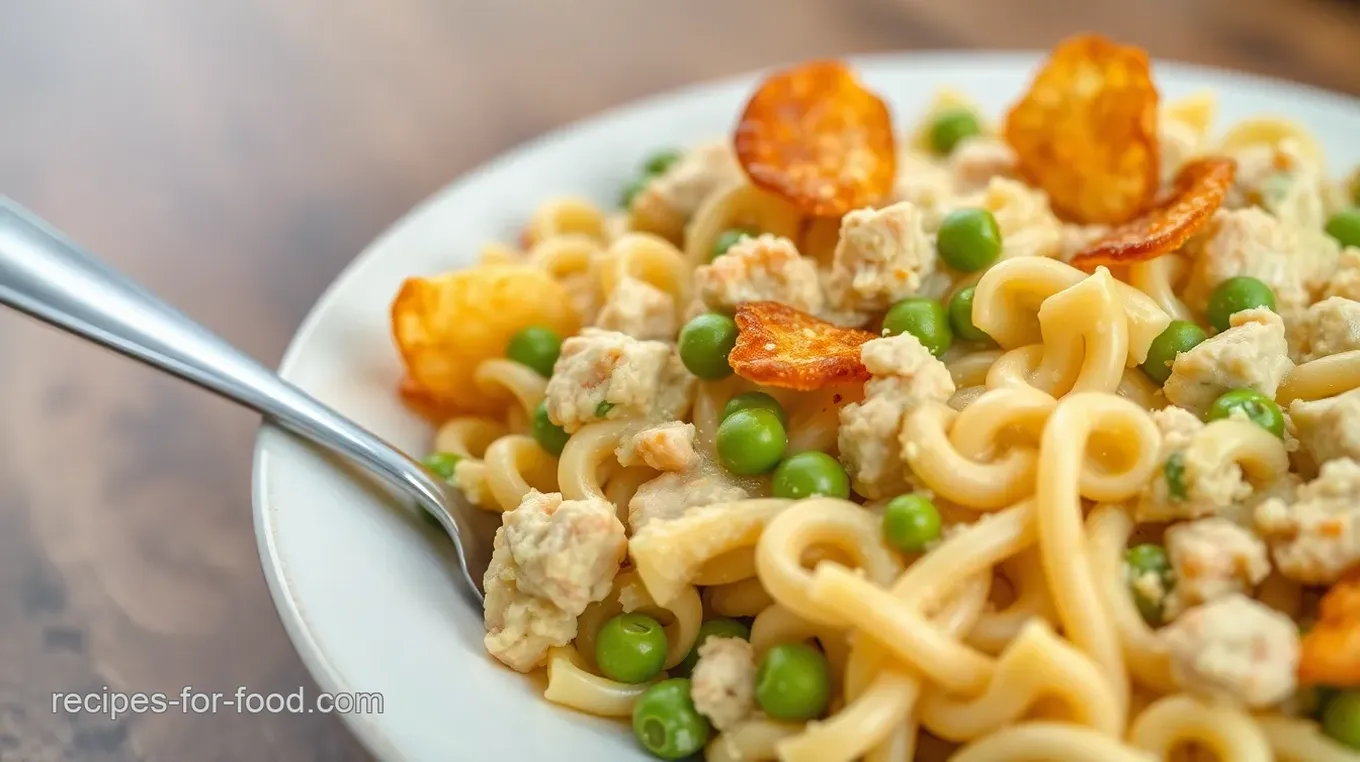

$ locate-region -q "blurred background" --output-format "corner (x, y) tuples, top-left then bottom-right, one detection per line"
(0, 0), (1358, 759)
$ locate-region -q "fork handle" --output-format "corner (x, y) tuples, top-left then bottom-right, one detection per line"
(0, 197), (484, 601)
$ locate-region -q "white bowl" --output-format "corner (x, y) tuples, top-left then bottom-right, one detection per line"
(252, 51), (1360, 762)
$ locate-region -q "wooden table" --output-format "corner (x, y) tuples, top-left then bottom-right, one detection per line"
(2, 0), (1357, 758)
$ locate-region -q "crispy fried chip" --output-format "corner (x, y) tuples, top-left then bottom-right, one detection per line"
(729, 301), (876, 390)
(391, 264), (579, 414)
(1003, 34), (1160, 224)
(1069, 157), (1236, 268)
(1299, 568), (1360, 687)
(734, 60), (896, 217)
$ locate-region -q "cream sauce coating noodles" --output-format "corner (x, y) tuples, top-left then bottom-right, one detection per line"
(394, 73), (1360, 761)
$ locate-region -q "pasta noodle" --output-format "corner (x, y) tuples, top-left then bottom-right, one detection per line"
(950, 722), (1156, 762)
(703, 577), (774, 618)
(706, 716), (804, 762)
(601, 232), (692, 313)
(1034, 393), (1161, 723)
(917, 619), (1123, 741)
(1084, 504), (1177, 693)
(557, 420), (634, 501)
(784, 387), (850, 455)
(631, 499), (792, 606)
(966, 549), (1057, 655)
(684, 183), (801, 268)
(971, 256), (1170, 366)
(1258, 716), (1360, 762)
(1128, 254), (1194, 323)
(602, 465), (657, 523)
(692, 548), (759, 587)
(526, 196), (609, 245)
(544, 645), (659, 716)
(1278, 349), (1360, 403)
(482, 434), (559, 511)
(433, 416), (507, 457)
(1127, 694), (1272, 761)
(902, 387), (1053, 509)
(1019, 266), (1131, 395)
(755, 498), (903, 627)
(807, 501), (1036, 694)
(1217, 116), (1325, 168)
(400, 54), (1360, 762)
(530, 233), (601, 281)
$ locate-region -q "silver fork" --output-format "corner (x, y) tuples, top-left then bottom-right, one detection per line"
(0, 197), (491, 608)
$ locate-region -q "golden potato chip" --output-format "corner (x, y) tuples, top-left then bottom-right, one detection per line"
(1003, 34), (1160, 224)
(1070, 157), (1235, 268)
(734, 60), (896, 217)
(391, 264), (579, 414)
(1299, 568), (1360, 686)
(729, 301), (876, 390)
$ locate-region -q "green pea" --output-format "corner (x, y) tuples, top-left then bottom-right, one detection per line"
(1126, 544), (1171, 578)
(622, 150), (681, 211)
(1206, 276), (1275, 333)
(1326, 208), (1360, 249)
(722, 391), (787, 428)
(882, 494), (941, 553)
(420, 452), (461, 481)
(755, 643), (831, 721)
(1323, 690), (1360, 750)
(505, 326), (562, 378)
(772, 452), (851, 500)
(531, 400), (570, 456)
(711, 228), (754, 260)
(928, 108), (982, 156)
(679, 313), (739, 380)
(716, 409), (787, 476)
(675, 618), (751, 676)
(1205, 388), (1285, 438)
(621, 176), (650, 209)
(948, 286), (991, 344)
(883, 298), (953, 357)
(1124, 543), (1174, 626)
(937, 208), (1002, 272)
(631, 678), (711, 760)
(1164, 452), (1187, 501)
(1140, 320), (1207, 385)
(596, 613), (668, 684)
(643, 149), (683, 176)
(597, 401), (616, 417)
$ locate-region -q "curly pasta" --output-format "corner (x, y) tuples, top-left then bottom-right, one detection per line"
(400, 69), (1360, 761)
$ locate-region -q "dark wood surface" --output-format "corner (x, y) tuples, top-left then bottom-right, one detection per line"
(1, 0), (1358, 759)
